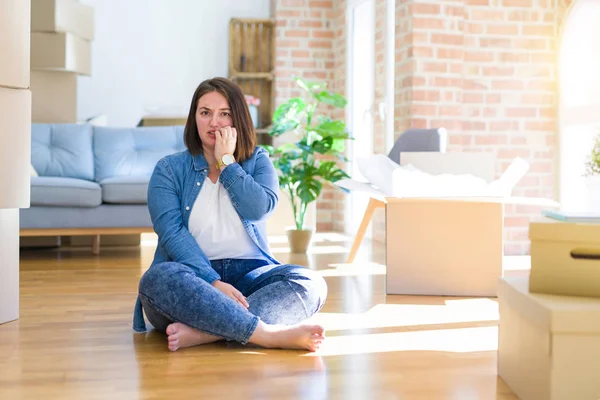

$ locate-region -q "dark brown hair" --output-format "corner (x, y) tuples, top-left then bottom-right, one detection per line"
(184, 77), (256, 163)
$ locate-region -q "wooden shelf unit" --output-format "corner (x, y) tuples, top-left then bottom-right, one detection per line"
(228, 18), (275, 146)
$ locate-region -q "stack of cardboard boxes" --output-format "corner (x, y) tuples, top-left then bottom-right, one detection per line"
(0, 0), (32, 324)
(498, 219), (600, 399)
(30, 0), (94, 123)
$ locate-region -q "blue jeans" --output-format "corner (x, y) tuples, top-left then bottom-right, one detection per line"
(138, 259), (328, 344)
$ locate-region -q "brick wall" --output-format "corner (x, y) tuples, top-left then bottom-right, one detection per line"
(388, 0), (567, 255)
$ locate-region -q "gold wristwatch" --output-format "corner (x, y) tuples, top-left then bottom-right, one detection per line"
(216, 154), (235, 169)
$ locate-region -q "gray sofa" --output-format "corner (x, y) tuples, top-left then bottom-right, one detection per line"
(21, 123), (186, 254)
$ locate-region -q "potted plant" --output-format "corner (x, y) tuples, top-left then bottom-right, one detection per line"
(583, 130), (600, 212)
(263, 77), (351, 253)
(245, 94), (260, 128)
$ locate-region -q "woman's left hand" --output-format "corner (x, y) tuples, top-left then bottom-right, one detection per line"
(214, 126), (237, 162)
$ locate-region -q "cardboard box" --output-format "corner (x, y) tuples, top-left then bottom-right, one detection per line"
(0, 87), (31, 209)
(498, 276), (600, 400)
(337, 152), (558, 296)
(529, 218), (600, 297)
(31, 0), (94, 41)
(140, 115), (188, 127)
(31, 70), (77, 123)
(0, 209), (20, 324)
(31, 32), (91, 76)
(0, 0), (30, 89)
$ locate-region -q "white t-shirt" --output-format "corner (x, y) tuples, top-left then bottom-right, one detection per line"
(188, 177), (263, 260)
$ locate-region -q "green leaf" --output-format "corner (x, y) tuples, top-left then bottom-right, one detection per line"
(306, 130), (323, 146)
(318, 161), (350, 183)
(314, 91), (347, 108)
(260, 144), (275, 155)
(269, 98), (306, 137)
(313, 119), (346, 135)
(296, 176), (322, 204)
(294, 76), (326, 93)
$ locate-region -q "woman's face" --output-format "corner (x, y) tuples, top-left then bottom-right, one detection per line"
(196, 91), (233, 151)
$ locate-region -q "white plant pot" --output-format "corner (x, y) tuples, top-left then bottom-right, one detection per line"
(248, 105), (258, 128)
(584, 176), (600, 212)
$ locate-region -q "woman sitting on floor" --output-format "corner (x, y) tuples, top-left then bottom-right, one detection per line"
(132, 77), (327, 352)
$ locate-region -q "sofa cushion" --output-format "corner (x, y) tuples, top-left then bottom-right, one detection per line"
(93, 126), (185, 182)
(20, 205), (152, 229)
(30, 176), (102, 207)
(100, 175), (149, 204)
(31, 123), (94, 180)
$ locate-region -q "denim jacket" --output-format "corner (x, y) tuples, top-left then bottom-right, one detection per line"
(133, 146), (280, 332)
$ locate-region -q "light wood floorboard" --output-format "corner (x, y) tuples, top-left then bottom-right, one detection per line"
(0, 233), (520, 399)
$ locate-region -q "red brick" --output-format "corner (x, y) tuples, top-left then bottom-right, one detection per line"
(281, 0), (306, 6)
(503, 0), (532, 6)
(437, 47), (464, 59)
(411, 3), (441, 14)
(412, 17), (446, 30)
(490, 121), (520, 131)
(482, 66), (515, 77)
(412, 90), (441, 101)
(498, 149), (531, 159)
(439, 105), (462, 116)
(514, 38), (549, 50)
(465, 51), (495, 62)
(522, 24), (555, 36)
(308, 40), (332, 49)
(299, 20), (324, 28)
(445, 5), (465, 17)
(449, 135), (473, 145)
(486, 94), (502, 103)
(480, 37), (514, 48)
(506, 107), (537, 118)
(410, 46), (434, 58)
(525, 121), (555, 131)
(492, 80), (524, 90)
(309, 0), (332, 7)
(486, 24), (519, 35)
(312, 30), (335, 38)
(291, 50), (310, 58)
(475, 135), (509, 145)
(285, 29), (309, 38)
(466, 23), (485, 34)
(464, 93), (484, 103)
(464, 119), (489, 131)
(470, 9), (506, 21)
(411, 104), (438, 116)
(431, 34), (464, 46)
(278, 10), (303, 18)
(422, 62), (448, 73)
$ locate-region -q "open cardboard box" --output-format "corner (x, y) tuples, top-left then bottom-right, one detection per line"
(337, 152), (559, 297)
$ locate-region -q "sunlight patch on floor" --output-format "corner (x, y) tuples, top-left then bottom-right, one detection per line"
(307, 298), (499, 332)
(267, 232), (351, 245)
(316, 262), (386, 277)
(270, 245), (348, 255)
(305, 326), (498, 357)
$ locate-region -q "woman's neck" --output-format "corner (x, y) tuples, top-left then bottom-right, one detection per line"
(202, 147), (217, 168)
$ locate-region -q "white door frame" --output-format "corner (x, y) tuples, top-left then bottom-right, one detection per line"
(345, 0), (376, 237)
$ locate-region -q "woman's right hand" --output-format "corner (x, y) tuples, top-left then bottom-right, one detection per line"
(212, 280), (249, 309)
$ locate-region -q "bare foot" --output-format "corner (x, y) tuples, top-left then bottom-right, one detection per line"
(166, 322), (222, 352)
(251, 323), (325, 352)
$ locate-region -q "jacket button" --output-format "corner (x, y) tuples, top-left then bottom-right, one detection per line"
(185, 206), (190, 211)
(196, 182), (200, 186)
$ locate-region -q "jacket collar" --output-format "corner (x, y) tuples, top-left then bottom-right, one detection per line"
(191, 152), (209, 171)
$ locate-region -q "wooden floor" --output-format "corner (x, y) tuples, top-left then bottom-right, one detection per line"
(0, 233), (520, 400)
